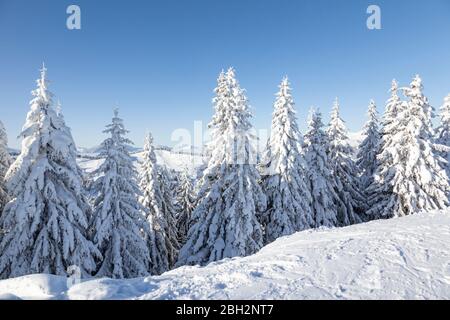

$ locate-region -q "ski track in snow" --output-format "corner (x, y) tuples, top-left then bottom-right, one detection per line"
(0, 211), (449, 300)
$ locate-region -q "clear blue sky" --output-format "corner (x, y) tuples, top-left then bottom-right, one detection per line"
(0, 0), (449, 148)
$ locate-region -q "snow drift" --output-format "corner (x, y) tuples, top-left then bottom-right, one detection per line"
(0, 211), (449, 300)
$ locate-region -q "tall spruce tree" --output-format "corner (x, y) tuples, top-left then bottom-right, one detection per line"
(91, 109), (150, 279)
(0, 120), (11, 216)
(326, 98), (364, 226)
(177, 68), (266, 266)
(175, 167), (196, 246)
(139, 133), (178, 273)
(367, 80), (406, 219)
(260, 77), (313, 244)
(356, 100), (380, 191)
(368, 76), (449, 218)
(157, 166), (180, 264)
(0, 65), (100, 279)
(303, 108), (339, 227)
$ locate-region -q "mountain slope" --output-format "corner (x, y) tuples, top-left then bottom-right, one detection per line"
(0, 211), (449, 300)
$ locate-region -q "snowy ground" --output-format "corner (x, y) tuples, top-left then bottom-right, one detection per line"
(347, 131), (363, 150)
(78, 149), (205, 175)
(0, 211), (449, 300)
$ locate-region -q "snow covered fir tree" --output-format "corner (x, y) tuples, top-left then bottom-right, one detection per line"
(156, 165), (180, 265)
(356, 100), (380, 191)
(177, 68), (266, 266)
(139, 132), (178, 274)
(0, 120), (11, 216)
(175, 168), (196, 246)
(366, 80), (404, 219)
(259, 77), (313, 244)
(303, 109), (339, 227)
(367, 76), (449, 218)
(90, 108), (151, 279)
(0, 65), (100, 279)
(326, 98), (364, 225)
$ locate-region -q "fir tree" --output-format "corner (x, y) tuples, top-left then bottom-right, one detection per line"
(0, 65), (100, 279)
(326, 98), (364, 226)
(158, 166), (180, 262)
(175, 167), (196, 246)
(368, 76), (449, 218)
(0, 120), (11, 216)
(303, 108), (339, 227)
(177, 68), (266, 266)
(91, 108), (150, 279)
(367, 80), (406, 219)
(356, 100), (380, 191)
(260, 77), (313, 244)
(139, 133), (178, 273)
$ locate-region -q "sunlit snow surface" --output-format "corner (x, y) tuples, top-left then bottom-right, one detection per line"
(0, 211), (449, 300)
(78, 149), (205, 175)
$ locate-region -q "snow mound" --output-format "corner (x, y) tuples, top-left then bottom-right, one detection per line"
(0, 274), (68, 300)
(1, 211), (449, 300)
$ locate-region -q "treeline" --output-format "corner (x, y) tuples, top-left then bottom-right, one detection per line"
(0, 66), (449, 279)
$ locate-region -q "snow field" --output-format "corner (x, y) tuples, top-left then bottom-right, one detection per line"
(0, 211), (448, 300)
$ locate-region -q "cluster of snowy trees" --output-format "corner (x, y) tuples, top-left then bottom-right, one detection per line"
(0, 66), (449, 279)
